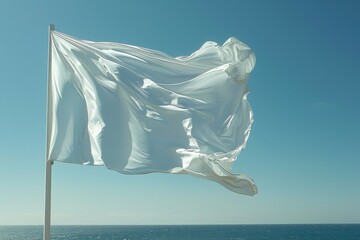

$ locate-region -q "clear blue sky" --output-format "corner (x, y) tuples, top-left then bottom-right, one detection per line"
(0, 0), (359, 225)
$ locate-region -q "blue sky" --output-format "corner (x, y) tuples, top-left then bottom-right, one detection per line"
(0, 0), (359, 225)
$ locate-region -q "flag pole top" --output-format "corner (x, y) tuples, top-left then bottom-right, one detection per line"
(49, 24), (55, 31)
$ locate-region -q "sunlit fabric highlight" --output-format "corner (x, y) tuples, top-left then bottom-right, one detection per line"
(47, 31), (257, 195)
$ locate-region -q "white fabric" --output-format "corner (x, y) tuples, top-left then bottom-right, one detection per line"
(47, 31), (257, 195)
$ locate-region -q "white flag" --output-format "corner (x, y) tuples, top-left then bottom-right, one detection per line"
(47, 31), (257, 195)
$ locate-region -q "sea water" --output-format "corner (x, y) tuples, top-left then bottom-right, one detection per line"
(0, 224), (359, 240)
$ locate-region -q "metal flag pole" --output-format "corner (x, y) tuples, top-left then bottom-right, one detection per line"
(44, 24), (55, 240)
(44, 160), (53, 240)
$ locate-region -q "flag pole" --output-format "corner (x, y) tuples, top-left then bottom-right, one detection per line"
(44, 24), (55, 240)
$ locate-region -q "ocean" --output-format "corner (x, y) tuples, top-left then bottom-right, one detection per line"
(0, 224), (359, 240)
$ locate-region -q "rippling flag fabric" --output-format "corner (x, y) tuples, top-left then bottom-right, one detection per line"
(47, 30), (257, 195)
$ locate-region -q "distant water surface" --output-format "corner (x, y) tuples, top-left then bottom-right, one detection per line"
(0, 224), (359, 240)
